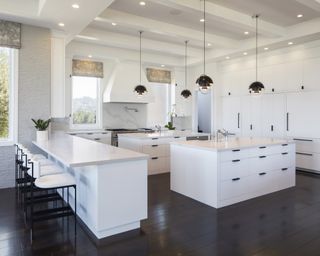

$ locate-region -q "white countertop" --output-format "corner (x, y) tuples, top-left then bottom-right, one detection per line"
(118, 130), (210, 139)
(171, 137), (294, 152)
(67, 130), (111, 135)
(33, 132), (148, 167)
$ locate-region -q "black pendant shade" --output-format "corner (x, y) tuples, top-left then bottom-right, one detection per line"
(181, 40), (192, 99)
(134, 85), (147, 95)
(181, 89), (192, 98)
(249, 81), (264, 93)
(134, 31), (147, 96)
(196, 0), (213, 93)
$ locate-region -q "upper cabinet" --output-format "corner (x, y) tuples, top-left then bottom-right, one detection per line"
(221, 96), (241, 135)
(174, 70), (192, 117)
(103, 62), (155, 104)
(302, 58), (320, 91)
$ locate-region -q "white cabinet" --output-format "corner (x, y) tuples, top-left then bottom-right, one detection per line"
(174, 70), (192, 117)
(286, 91), (320, 138)
(241, 96), (261, 137)
(303, 58), (320, 91)
(261, 94), (286, 138)
(221, 96), (241, 135)
(72, 132), (111, 145)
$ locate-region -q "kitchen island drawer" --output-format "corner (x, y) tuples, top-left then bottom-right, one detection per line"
(220, 176), (252, 200)
(142, 144), (167, 157)
(220, 159), (251, 181)
(220, 148), (252, 162)
(148, 156), (169, 175)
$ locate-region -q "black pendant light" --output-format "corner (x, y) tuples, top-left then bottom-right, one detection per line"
(249, 15), (265, 94)
(196, 0), (213, 94)
(134, 31), (147, 96)
(181, 40), (192, 99)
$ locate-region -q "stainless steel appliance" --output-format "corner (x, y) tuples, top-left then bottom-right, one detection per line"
(106, 128), (154, 146)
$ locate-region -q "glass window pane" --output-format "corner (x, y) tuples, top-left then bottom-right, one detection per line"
(72, 76), (98, 125)
(0, 48), (10, 139)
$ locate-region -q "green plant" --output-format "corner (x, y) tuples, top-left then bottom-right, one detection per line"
(31, 118), (51, 131)
(165, 122), (175, 130)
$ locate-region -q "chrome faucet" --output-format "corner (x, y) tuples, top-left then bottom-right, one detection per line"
(155, 125), (161, 133)
(216, 129), (235, 142)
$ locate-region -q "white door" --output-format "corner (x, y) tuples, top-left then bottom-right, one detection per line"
(287, 91), (320, 138)
(241, 96), (262, 137)
(222, 96), (241, 135)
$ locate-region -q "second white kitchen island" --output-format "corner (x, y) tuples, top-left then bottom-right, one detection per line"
(171, 138), (296, 208)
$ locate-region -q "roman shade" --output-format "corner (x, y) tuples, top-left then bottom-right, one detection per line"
(72, 59), (104, 78)
(146, 68), (171, 84)
(0, 20), (21, 49)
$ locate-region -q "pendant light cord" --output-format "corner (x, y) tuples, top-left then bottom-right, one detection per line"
(255, 15), (258, 81)
(185, 40), (188, 89)
(139, 31), (142, 85)
(203, 0), (206, 75)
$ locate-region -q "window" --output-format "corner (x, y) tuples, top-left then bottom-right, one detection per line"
(71, 76), (101, 129)
(0, 47), (17, 145)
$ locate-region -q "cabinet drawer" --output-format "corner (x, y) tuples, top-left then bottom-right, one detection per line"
(296, 152), (320, 171)
(220, 176), (252, 200)
(253, 144), (293, 156)
(142, 144), (167, 157)
(220, 148), (251, 162)
(220, 159), (251, 181)
(251, 171), (274, 193)
(148, 156), (169, 175)
(293, 138), (320, 153)
(251, 153), (294, 174)
(273, 167), (295, 189)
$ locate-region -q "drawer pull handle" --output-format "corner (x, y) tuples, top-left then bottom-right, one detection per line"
(232, 159), (241, 162)
(259, 156), (267, 158)
(232, 178), (240, 181)
(174, 136), (180, 139)
(152, 138), (159, 140)
(151, 157), (158, 160)
(152, 145), (159, 147)
(102, 132), (108, 134)
(282, 168), (288, 171)
(94, 138), (100, 141)
(259, 172), (267, 176)
(87, 133), (93, 135)
(282, 152), (288, 155)
(259, 146), (266, 149)
(296, 152), (313, 156)
(232, 149), (240, 152)
(282, 144), (288, 146)
(293, 138), (313, 142)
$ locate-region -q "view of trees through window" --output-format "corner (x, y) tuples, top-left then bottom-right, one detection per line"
(72, 76), (99, 125)
(0, 47), (10, 139)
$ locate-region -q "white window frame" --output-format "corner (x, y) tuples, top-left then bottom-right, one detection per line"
(70, 76), (102, 130)
(0, 48), (18, 147)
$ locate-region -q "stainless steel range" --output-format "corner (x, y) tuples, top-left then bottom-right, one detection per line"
(106, 128), (154, 146)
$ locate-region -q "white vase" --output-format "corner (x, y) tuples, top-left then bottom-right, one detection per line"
(36, 130), (48, 141)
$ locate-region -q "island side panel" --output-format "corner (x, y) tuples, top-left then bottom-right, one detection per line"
(170, 144), (219, 208)
(96, 159), (148, 239)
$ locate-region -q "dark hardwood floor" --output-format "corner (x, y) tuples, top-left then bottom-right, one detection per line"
(1, 172), (320, 256)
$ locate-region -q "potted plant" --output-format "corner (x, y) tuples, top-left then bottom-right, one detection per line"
(32, 118), (51, 141)
(165, 122), (175, 130)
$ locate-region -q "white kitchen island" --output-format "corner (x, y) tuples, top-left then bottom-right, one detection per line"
(171, 138), (296, 208)
(33, 132), (148, 242)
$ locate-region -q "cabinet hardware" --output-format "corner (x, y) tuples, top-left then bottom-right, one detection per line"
(286, 113), (289, 131)
(282, 152), (288, 155)
(152, 138), (159, 140)
(174, 136), (180, 139)
(296, 152), (313, 156)
(232, 178), (240, 181)
(87, 133), (93, 135)
(259, 156), (267, 158)
(271, 125), (274, 132)
(250, 124), (253, 130)
(102, 132), (108, 134)
(282, 144), (288, 146)
(151, 157), (158, 160)
(151, 145), (159, 147)
(228, 92), (231, 96)
(259, 146), (266, 149)
(259, 172), (267, 176)
(301, 85), (304, 90)
(94, 138), (100, 141)
(237, 113), (240, 129)
(232, 149), (240, 152)
(293, 138), (313, 142)
(282, 168), (288, 171)
(232, 159), (241, 162)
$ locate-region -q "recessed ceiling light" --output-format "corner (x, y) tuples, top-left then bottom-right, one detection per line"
(161, 64), (165, 67)
(297, 14), (303, 18)
(58, 22), (65, 27)
(244, 31), (249, 35)
(243, 52), (248, 56)
(200, 18), (205, 22)
(226, 56), (230, 60)
(88, 55), (92, 58)
(139, 1), (146, 6)
(111, 22), (117, 26)
(264, 47), (269, 50)
(72, 3), (79, 9)
(207, 43), (211, 46)
(288, 42), (293, 45)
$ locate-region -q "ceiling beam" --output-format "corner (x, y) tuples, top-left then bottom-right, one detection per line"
(97, 9), (238, 49)
(295, 0), (320, 12)
(149, 0), (285, 38)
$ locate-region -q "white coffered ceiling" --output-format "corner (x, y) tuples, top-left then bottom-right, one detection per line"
(2, 0), (320, 65)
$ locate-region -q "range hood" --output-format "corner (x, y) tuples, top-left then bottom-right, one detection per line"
(103, 61), (154, 103)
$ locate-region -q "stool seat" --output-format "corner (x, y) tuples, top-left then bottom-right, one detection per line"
(35, 173), (76, 189)
(27, 164), (62, 178)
